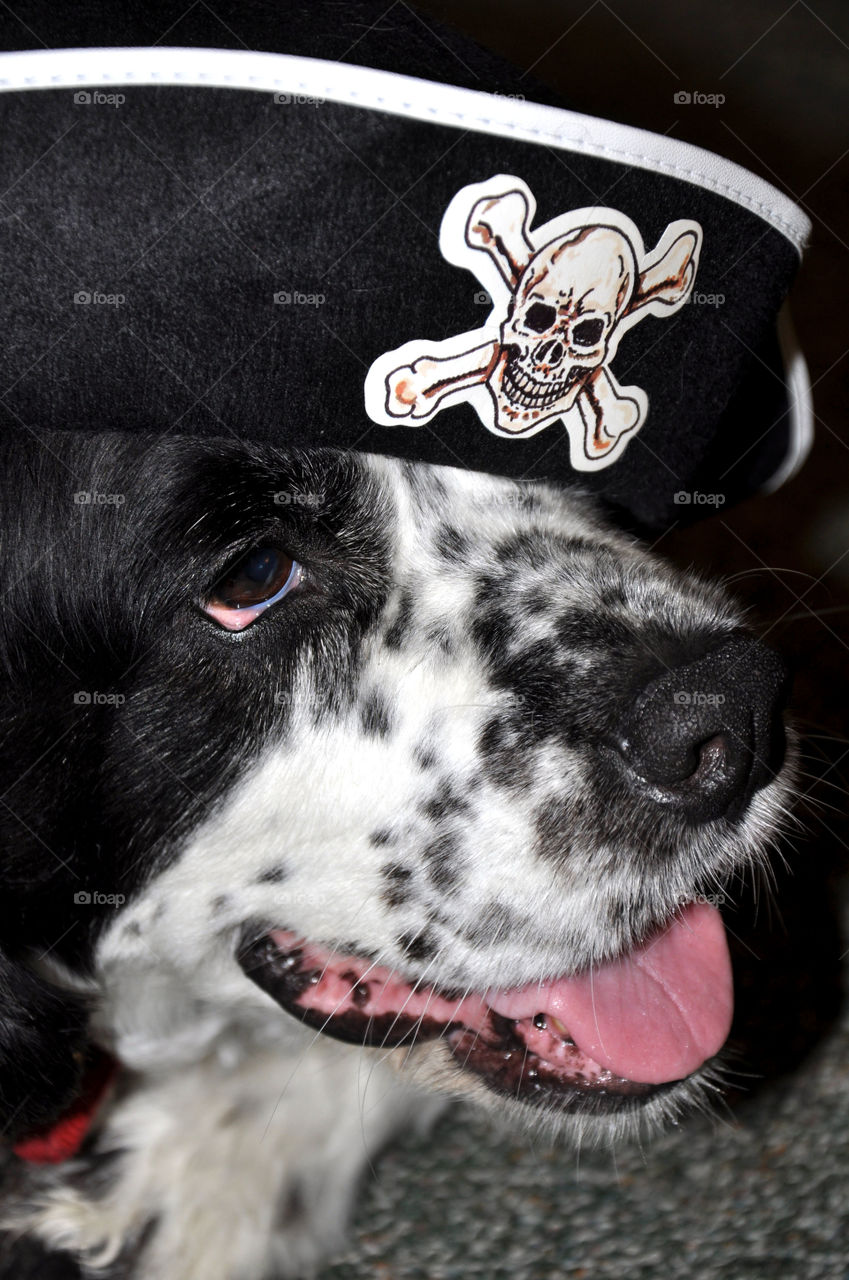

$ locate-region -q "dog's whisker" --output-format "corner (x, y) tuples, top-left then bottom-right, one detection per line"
(720, 567), (822, 586)
(793, 768), (849, 799)
(794, 789), (845, 817)
(795, 734), (849, 752)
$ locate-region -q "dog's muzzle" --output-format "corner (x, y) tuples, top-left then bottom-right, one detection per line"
(239, 902), (733, 1113)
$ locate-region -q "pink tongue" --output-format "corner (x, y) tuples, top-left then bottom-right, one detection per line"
(489, 903), (733, 1085)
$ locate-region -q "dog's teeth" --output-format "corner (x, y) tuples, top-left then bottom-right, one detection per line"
(532, 1011), (571, 1037)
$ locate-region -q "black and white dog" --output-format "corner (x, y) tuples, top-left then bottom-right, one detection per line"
(0, 429), (792, 1277)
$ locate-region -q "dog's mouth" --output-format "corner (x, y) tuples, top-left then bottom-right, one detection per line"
(238, 903), (732, 1112)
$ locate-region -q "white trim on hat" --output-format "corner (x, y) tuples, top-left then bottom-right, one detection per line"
(761, 303), (814, 492)
(0, 46), (811, 252)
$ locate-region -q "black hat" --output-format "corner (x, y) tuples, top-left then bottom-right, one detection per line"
(0, 1), (811, 529)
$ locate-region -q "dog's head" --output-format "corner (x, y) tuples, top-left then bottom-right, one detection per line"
(0, 431), (793, 1144)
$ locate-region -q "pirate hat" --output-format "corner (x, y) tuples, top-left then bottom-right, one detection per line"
(0, 0), (811, 529)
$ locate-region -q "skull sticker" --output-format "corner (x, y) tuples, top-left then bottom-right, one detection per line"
(364, 175), (702, 471)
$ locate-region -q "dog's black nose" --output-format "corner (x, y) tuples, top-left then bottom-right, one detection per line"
(613, 636), (790, 822)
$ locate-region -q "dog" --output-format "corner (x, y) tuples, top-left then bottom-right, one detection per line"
(0, 427), (793, 1278)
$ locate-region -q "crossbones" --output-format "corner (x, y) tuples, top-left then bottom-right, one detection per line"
(364, 175), (702, 471)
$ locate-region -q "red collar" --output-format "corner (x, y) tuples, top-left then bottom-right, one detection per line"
(13, 1050), (118, 1165)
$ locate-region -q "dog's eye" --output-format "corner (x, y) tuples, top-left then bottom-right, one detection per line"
(201, 547), (303, 632)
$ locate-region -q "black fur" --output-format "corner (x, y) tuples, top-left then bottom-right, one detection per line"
(0, 949), (88, 1141)
(0, 431), (391, 1134)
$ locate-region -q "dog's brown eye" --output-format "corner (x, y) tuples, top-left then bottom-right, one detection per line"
(201, 546), (303, 632)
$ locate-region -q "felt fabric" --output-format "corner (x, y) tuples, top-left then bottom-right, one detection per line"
(0, 1), (811, 530)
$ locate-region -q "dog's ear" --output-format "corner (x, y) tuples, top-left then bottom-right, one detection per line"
(0, 945), (89, 1142)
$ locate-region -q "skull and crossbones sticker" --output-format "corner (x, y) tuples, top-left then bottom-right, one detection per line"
(364, 175), (702, 471)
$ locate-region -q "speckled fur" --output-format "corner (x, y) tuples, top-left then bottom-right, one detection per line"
(0, 444), (794, 1279)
